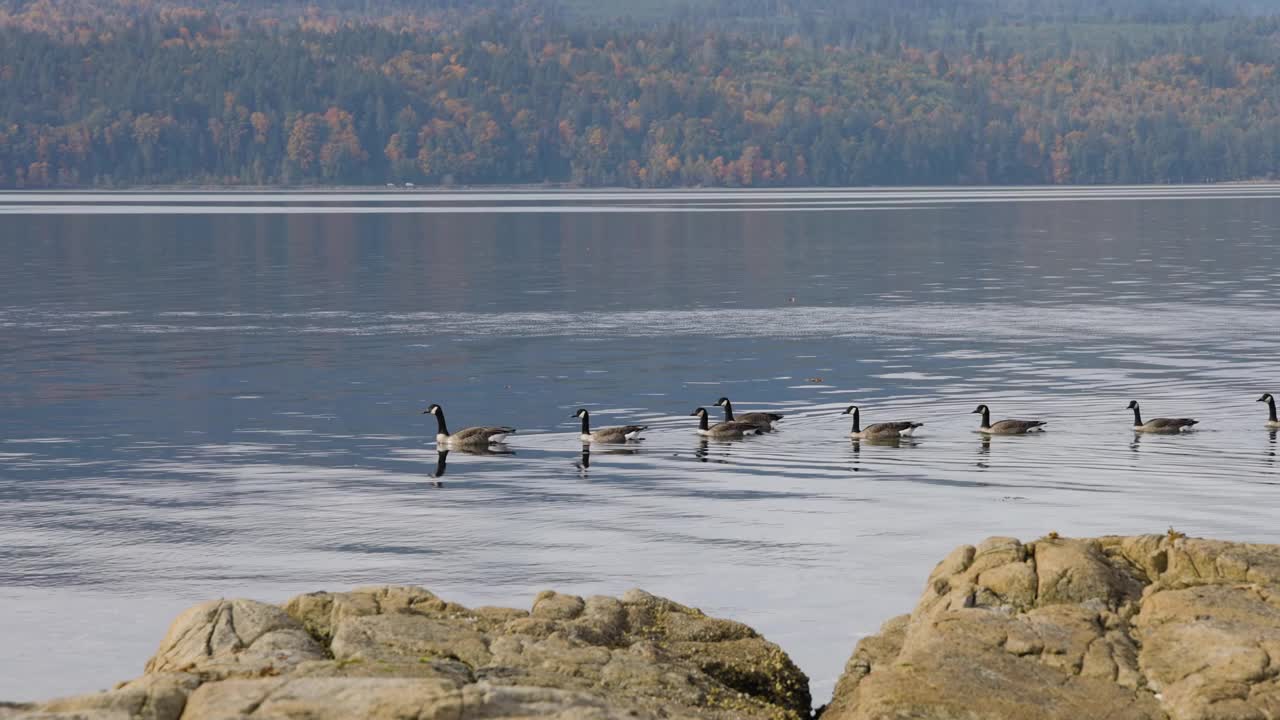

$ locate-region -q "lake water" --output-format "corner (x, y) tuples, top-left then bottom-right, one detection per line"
(2, 187), (1280, 705)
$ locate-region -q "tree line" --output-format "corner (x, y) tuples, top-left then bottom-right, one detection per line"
(3, 0), (1280, 187)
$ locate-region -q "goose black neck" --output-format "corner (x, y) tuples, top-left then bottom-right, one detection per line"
(979, 407), (990, 428)
(1131, 405), (1143, 426)
(721, 400), (735, 421)
(850, 408), (861, 433)
(1269, 397), (1278, 422)
(580, 413), (591, 435)
(698, 412), (709, 431)
(434, 410), (449, 436)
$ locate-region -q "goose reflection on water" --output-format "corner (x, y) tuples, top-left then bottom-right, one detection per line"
(692, 438), (736, 464)
(1127, 431), (1189, 453)
(1127, 431), (1194, 453)
(849, 435), (920, 473)
(972, 427), (1047, 469)
(427, 450), (449, 487)
(575, 445), (639, 471)
(977, 436), (991, 469)
(426, 445), (515, 486)
(850, 436), (919, 453)
(971, 431), (1048, 468)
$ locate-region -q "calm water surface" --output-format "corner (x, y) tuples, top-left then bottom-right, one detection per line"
(2, 188), (1280, 703)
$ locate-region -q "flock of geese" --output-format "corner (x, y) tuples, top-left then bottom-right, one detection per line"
(423, 393), (1280, 447)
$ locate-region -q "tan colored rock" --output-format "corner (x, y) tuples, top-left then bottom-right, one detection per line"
(180, 676), (671, 719)
(827, 534), (1280, 720)
(283, 585), (467, 643)
(1136, 584), (1280, 719)
(38, 534), (1280, 720)
(0, 704), (32, 720)
(21, 585), (809, 720)
(1034, 537), (1144, 608)
(330, 612), (493, 667)
(563, 596), (627, 646)
(12, 674), (200, 720)
(6, 710), (124, 720)
(144, 599), (326, 678)
(532, 591), (587, 620)
(179, 677), (463, 720)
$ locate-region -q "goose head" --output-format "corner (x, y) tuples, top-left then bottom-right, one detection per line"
(423, 404), (442, 415)
(573, 408), (590, 419)
(1126, 400), (1139, 410)
(690, 407), (709, 418)
(714, 397), (731, 408)
(971, 404), (989, 414)
(1259, 394), (1274, 403)
(841, 405), (859, 415)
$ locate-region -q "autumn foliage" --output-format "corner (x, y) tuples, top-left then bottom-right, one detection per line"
(2, 0), (1280, 187)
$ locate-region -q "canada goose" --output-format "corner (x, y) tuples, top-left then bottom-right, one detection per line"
(691, 407), (762, 438)
(1259, 394), (1280, 428)
(423, 404), (516, 446)
(1127, 400), (1198, 433)
(842, 405), (923, 439)
(573, 408), (647, 443)
(972, 404), (1047, 434)
(714, 397), (783, 431)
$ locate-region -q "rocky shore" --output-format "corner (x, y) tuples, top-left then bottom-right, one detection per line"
(9, 533), (1280, 719)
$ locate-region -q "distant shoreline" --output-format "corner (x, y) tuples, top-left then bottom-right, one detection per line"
(3, 179), (1278, 194)
(5, 183), (1280, 215)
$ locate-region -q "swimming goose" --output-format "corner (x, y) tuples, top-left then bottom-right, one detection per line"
(691, 407), (762, 438)
(714, 397), (783, 431)
(1259, 394), (1280, 428)
(574, 408), (648, 443)
(842, 405), (923, 440)
(972, 404), (1047, 434)
(1127, 400), (1198, 433)
(423, 404), (516, 446)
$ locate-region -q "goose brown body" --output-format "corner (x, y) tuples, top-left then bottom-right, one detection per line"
(574, 409), (648, 443)
(424, 404), (516, 446)
(691, 407), (762, 438)
(1127, 400), (1198, 433)
(972, 404), (1047, 434)
(714, 397), (783, 431)
(843, 405), (923, 439)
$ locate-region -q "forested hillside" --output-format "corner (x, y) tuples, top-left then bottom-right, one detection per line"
(3, 0), (1280, 187)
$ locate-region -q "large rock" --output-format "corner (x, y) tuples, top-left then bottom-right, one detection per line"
(20, 534), (1280, 720)
(145, 599), (328, 677)
(14, 586), (810, 720)
(18, 675), (200, 720)
(824, 533), (1280, 720)
(0, 704), (33, 720)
